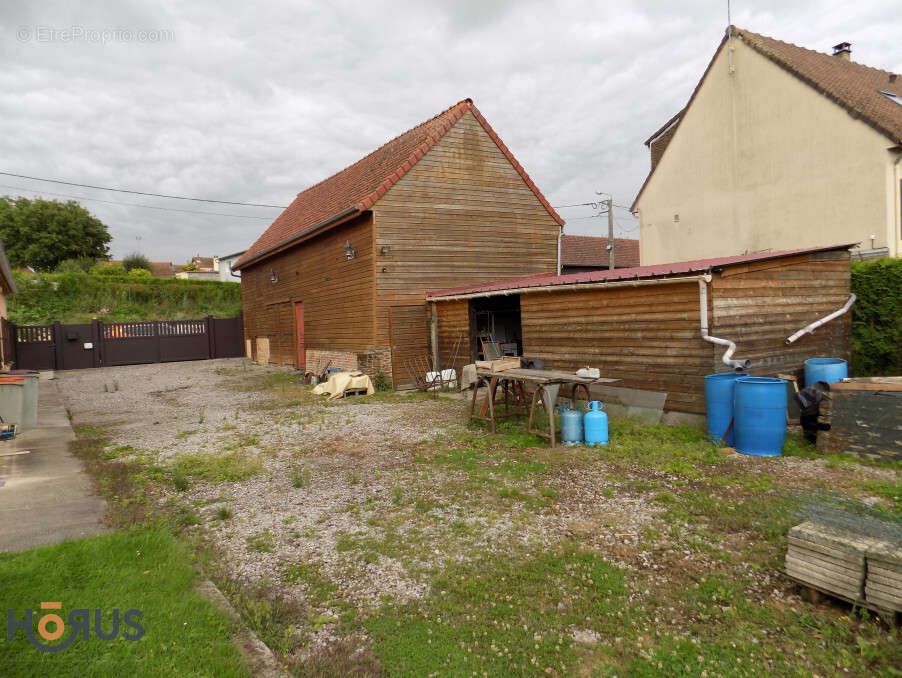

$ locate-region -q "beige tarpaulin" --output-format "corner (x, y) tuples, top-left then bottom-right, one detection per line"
(312, 371), (375, 399)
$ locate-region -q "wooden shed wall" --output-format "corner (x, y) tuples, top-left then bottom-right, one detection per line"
(710, 250), (851, 380)
(432, 252), (852, 415)
(240, 214), (375, 366)
(372, 110), (561, 347)
(520, 282), (713, 414)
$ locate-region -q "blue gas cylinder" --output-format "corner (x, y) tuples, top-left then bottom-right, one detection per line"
(558, 405), (583, 446)
(584, 400), (608, 446)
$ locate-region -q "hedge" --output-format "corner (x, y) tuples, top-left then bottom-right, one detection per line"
(850, 257), (902, 376)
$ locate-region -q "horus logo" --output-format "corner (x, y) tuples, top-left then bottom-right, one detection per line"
(6, 602), (144, 652)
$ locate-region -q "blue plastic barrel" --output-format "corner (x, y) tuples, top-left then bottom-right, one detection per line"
(733, 377), (787, 456)
(804, 358), (847, 386)
(704, 373), (745, 445)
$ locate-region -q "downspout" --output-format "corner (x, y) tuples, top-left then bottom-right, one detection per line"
(785, 294), (856, 345)
(556, 228), (562, 275)
(698, 276), (751, 371)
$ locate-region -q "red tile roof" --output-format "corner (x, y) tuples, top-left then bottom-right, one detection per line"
(560, 235), (639, 269)
(235, 99), (564, 269)
(632, 26), (902, 210)
(427, 243), (854, 299)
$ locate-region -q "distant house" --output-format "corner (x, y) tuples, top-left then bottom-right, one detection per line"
(632, 26), (902, 265)
(216, 251), (245, 282)
(175, 254), (220, 281)
(233, 98), (563, 386)
(559, 235), (639, 273)
(109, 260), (175, 278)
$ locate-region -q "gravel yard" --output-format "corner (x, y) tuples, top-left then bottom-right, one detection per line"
(57, 359), (902, 676)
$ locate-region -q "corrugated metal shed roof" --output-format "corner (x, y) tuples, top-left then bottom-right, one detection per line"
(426, 243), (854, 299)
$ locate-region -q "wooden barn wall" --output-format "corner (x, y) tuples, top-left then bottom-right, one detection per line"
(372, 110), (561, 348)
(434, 299), (471, 378)
(519, 283), (713, 414)
(710, 251), (851, 380)
(240, 214), (375, 366)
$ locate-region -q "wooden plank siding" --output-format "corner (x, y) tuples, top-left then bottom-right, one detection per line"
(430, 252), (852, 415)
(389, 305), (429, 388)
(372, 111), (560, 352)
(520, 282), (713, 414)
(434, 299), (471, 378)
(710, 251), (851, 381)
(240, 213), (375, 366)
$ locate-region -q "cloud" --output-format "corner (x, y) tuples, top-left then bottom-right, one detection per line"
(0, 0), (898, 260)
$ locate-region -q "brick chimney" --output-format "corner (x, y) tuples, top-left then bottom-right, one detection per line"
(832, 42), (851, 60)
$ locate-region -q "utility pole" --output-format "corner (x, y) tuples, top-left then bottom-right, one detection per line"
(607, 197), (615, 270)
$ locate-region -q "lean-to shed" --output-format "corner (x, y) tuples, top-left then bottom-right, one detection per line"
(427, 244), (854, 419)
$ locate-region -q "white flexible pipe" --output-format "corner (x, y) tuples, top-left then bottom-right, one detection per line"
(698, 277), (751, 371)
(785, 294), (856, 345)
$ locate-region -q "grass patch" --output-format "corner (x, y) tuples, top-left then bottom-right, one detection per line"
(367, 545), (632, 676)
(0, 527), (247, 677)
(170, 451), (263, 483)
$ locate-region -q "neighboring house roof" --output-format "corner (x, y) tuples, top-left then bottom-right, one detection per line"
(427, 243), (854, 299)
(109, 260), (175, 278)
(148, 262), (175, 278)
(234, 98), (564, 270)
(560, 235), (640, 269)
(631, 26), (902, 211)
(190, 256), (216, 271)
(0, 237), (17, 294)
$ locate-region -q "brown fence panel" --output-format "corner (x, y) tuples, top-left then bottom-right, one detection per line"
(0, 317), (15, 368)
(13, 324), (56, 370)
(57, 323), (96, 370)
(101, 322), (159, 366)
(159, 319), (209, 362)
(212, 316), (244, 358)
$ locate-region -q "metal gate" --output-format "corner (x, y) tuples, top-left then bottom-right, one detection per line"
(9, 316), (244, 371)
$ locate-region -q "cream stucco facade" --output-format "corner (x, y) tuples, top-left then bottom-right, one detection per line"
(635, 36), (902, 265)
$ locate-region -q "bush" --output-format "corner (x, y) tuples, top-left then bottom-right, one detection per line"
(851, 257), (902, 376)
(55, 257), (95, 274)
(91, 261), (126, 277)
(123, 252), (151, 272)
(128, 268), (152, 279)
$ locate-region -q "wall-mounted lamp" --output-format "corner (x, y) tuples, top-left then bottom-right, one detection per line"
(380, 245), (390, 255)
(269, 268), (278, 283)
(343, 240), (357, 260)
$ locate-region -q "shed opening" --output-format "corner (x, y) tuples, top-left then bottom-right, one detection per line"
(469, 295), (521, 360)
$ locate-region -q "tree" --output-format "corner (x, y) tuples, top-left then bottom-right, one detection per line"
(0, 196), (112, 271)
(123, 252), (151, 272)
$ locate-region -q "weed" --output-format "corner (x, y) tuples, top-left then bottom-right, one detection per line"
(170, 451), (263, 483)
(246, 530), (275, 553)
(291, 466), (311, 489)
(214, 507), (234, 521)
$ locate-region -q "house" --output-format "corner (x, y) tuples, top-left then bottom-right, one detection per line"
(233, 99), (563, 386)
(559, 235), (639, 273)
(216, 251), (244, 282)
(175, 254), (220, 281)
(427, 244), (853, 422)
(632, 26), (902, 265)
(0, 237), (17, 367)
(109, 260), (176, 277)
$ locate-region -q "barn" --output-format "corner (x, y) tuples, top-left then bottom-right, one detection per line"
(233, 98), (564, 386)
(427, 244), (853, 421)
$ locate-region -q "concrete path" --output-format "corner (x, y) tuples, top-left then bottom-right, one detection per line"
(0, 380), (108, 552)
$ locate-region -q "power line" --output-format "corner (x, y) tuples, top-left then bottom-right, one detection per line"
(0, 171), (288, 209)
(0, 184), (275, 220)
(553, 200), (635, 212)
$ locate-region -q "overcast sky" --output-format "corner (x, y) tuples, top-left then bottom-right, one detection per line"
(1, 1), (900, 263)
